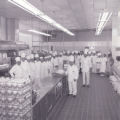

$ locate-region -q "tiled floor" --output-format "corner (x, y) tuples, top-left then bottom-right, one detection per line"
(50, 74), (120, 120)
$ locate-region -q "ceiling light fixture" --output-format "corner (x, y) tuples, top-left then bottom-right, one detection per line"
(28, 29), (52, 36)
(95, 12), (112, 35)
(8, 0), (75, 36)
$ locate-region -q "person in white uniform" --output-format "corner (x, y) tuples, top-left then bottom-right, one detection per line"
(58, 53), (63, 69)
(9, 57), (23, 79)
(82, 53), (91, 87)
(96, 53), (101, 74)
(75, 51), (80, 71)
(88, 52), (92, 72)
(20, 53), (30, 79)
(44, 56), (49, 78)
(40, 56), (44, 80)
(100, 54), (107, 76)
(66, 56), (79, 97)
(34, 54), (41, 89)
(79, 52), (84, 73)
(92, 52), (97, 73)
(29, 54), (36, 85)
(47, 56), (52, 76)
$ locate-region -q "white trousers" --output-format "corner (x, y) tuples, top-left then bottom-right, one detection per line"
(68, 80), (77, 95)
(83, 71), (90, 85)
(92, 64), (96, 73)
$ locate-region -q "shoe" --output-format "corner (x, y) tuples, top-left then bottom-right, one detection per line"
(87, 85), (90, 87)
(82, 85), (85, 87)
(68, 94), (72, 96)
(73, 95), (76, 98)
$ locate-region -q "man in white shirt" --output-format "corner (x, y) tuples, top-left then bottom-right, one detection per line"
(66, 56), (79, 97)
(82, 53), (91, 87)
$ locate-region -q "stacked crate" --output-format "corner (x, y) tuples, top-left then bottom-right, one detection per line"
(0, 77), (32, 120)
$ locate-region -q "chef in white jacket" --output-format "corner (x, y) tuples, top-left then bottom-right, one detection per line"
(48, 56), (52, 76)
(66, 56), (79, 97)
(82, 53), (91, 87)
(20, 53), (30, 79)
(29, 54), (35, 84)
(34, 54), (41, 89)
(100, 54), (107, 76)
(92, 52), (97, 73)
(40, 56), (44, 80)
(44, 56), (49, 78)
(96, 53), (101, 74)
(9, 57), (23, 79)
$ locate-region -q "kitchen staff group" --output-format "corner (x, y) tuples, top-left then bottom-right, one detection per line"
(9, 49), (112, 97)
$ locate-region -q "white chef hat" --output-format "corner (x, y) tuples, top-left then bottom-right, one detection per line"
(26, 55), (30, 60)
(15, 57), (21, 62)
(97, 53), (101, 56)
(21, 53), (26, 58)
(72, 51), (74, 54)
(93, 50), (96, 53)
(84, 48), (89, 54)
(69, 56), (74, 62)
(30, 54), (34, 59)
(67, 51), (70, 54)
(75, 51), (78, 54)
(88, 51), (91, 54)
(40, 57), (43, 59)
(35, 54), (39, 58)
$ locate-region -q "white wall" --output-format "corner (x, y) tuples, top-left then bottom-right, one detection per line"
(40, 41), (111, 53)
(112, 17), (120, 61)
(0, 16), (6, 40)
(42, 30), (112, 53)
(19, 32), (43, 51)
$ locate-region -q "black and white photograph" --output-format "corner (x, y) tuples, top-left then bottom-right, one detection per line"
(0, 0), (120, 120)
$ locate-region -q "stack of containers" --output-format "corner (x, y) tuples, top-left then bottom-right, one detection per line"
(0, 77), (32, 120)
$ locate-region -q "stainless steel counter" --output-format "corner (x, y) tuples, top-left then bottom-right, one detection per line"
(32, 74), (68, 120)
(33, 74), (65, 107)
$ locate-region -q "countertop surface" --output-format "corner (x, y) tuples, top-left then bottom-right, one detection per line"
(33, 74), (65, 107)
(113, 64), (120, 78)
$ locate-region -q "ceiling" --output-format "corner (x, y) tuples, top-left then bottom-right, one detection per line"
(0, 0), (120, 31)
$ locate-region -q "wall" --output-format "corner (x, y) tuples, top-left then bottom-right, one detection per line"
(0, 16), (6, 40)
(0, 16), (19, 41)
(42, 30), (112, 53)
(112, 17), (120, 61)
(19, 32), (43, 51)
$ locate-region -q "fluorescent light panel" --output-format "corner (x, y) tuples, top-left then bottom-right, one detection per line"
(100, 12), (109, 21)
(96, 12), (112, 35)
(28, 30), (52, 36)
(8, 0), (75, 36)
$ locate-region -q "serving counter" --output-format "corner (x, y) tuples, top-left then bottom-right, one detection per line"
(113, 63), (120, 79)
(32, 74), (68, 120)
